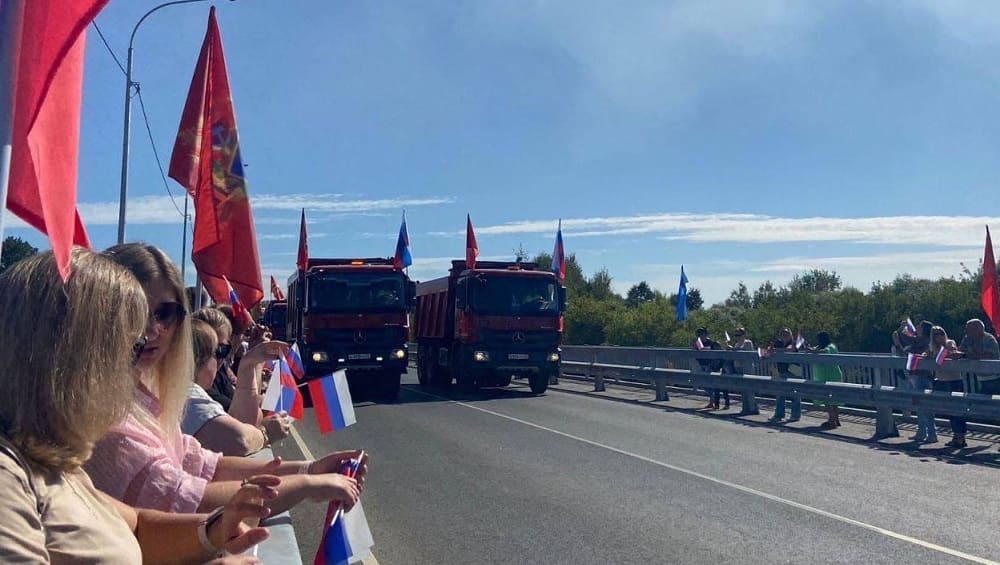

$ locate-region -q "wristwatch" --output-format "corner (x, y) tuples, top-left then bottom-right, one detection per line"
(197, 506), (226, 557)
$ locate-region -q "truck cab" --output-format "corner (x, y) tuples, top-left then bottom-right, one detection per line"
(287, 258), (416, 400)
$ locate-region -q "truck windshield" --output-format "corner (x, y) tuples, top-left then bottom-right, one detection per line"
(308, 272), (405, 313)
(471, 276), (559, 316)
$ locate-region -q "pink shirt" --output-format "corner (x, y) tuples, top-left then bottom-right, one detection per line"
(85, 385), (221, 513)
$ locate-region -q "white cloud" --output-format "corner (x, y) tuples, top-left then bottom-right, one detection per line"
(257, 232), (328, 241)
(436, 212), (1000, 248)
(5, 194), (453, 229)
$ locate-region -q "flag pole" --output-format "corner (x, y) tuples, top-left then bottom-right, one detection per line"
(0, 0), (26, 267)
(180, 196), (190, 281)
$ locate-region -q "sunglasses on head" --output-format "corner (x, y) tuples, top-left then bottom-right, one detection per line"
(214, 343), (232, 360)
(150, 302), (187, 327)
(132, 335), (148, 366)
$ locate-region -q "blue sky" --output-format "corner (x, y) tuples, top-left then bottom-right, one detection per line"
(7, 0), (1000, 302)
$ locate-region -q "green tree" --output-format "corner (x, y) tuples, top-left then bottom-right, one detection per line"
(0, 236), (38, 274)
(625, 281), (657, 308)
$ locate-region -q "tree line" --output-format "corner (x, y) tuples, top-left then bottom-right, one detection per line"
(530, 250), (988, 353)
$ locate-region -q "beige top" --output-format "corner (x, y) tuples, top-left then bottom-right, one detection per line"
(0, 454), (142, 564)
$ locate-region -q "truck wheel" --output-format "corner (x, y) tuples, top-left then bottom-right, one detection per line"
(416, 347), (429, 386)
(529, 373), (549, 394)
(377, 371), (401, 402)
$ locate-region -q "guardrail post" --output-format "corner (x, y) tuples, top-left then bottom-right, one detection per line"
(872, 368), (900, 439)
(592, 352), (605, 392)
(653, 352), (669, 401)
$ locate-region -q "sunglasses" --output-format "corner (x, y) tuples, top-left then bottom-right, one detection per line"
(150, 302), (187, 327)
(132, 335), (148, 366)
(214, 343), (232, 360)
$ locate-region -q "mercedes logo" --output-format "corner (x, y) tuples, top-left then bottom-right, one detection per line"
(353, 330), (367, 344)
(512, 331), (526, 344)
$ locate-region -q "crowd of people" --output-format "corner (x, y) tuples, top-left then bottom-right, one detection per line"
(0, 244), (368, 564)
(692, 319), (1000, 441)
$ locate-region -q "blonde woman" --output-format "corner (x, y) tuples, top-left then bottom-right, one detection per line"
(0, 249), (276, 564)
(86, 243), (367, 515)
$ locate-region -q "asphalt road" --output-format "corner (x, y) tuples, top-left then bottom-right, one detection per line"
(274, 374), (1000, 565)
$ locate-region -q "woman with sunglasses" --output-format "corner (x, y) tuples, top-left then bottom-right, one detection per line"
(0, 248), (278, 564)
(186, 316), (291, 456)
(86, 244), (367, 517)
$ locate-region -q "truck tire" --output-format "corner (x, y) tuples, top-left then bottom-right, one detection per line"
(377, 371), (401, 402)
(529, 372), (549, 394)
(416, 347), (429, 386)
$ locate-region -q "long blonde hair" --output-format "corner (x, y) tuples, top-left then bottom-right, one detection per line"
(103, 243), (193, 437)
(0, 248), (147, 472)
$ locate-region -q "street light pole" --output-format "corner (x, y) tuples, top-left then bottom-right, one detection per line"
(115, 0), (216, 245)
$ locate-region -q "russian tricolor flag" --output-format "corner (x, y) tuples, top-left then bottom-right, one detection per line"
(285, 342), (305, 380)
(262, 357), (304, 419)
(307, 369), (356, 435)
(393, 211), (412, 270)
(935, 347), (948, 367)
(551, 219), (566, 281)
(903, 318), (917, 338)
(223, 275), (254, 326)
(314, 456), (373, 565)
(906, 353), (921, 372)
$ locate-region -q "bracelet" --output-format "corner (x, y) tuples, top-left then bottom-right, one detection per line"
(298, 460), (314, 474)
(197, 506), (226, 556)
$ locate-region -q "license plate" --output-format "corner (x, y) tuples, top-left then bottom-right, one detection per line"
(508, 353), (530, 360)
(348, 353), (371, 360)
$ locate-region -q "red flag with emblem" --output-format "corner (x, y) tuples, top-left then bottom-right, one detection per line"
(5, 0), (105, 279)
(168, 7), (262, 307)
(466, 214), (478, 270)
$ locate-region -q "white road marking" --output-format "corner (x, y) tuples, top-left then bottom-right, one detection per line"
(289, 424), (315, 460)
(409, 388), (998, 565)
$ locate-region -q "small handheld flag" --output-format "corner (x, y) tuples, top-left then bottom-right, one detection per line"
(757, 347), (772, 359)
(224, 275), (255, 326)
(285, 342), (305, 380)
(724, 331), (732, 344)
(262, 357), (304, 419)
(307, 369), (356, 435)
(393, 212), (412, 270)
(270, 275), (286, 301)
(902, 318), (917, 338)
(935, 347), (948, 367)
(315, 454), (374, 565)
(551, 219), (566, 281)
(694, 337), (705, 351)
(906, 353), (921, 372)
(795, 332), (806, 350)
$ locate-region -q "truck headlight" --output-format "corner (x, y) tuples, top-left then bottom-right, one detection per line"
(474, 351), (490, 362)
(393, 349), (406, 360)
(547, 352), (560, 362)
(312, 351), (329, 363)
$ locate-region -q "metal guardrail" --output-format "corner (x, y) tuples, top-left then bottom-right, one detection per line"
(248, 448), (303, 564)
(561, 346), (1000, 437)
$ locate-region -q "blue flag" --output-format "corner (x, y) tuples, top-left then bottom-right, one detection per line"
(676, 266), (688, 322)
(393, 212), (412, 269)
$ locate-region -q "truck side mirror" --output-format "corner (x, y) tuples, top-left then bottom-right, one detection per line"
(558, 285), (568, 312)
(406, 281), (417, 309)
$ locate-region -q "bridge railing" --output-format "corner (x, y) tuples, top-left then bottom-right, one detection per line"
(560, 346), (1000, 436)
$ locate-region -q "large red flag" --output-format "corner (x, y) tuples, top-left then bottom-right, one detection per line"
(169, 7), (262, 307)
(6, 0), (104, 279)
(982, 226), (999, 330)
(466, 214), (478, 270)
(297, 208), (308, 272)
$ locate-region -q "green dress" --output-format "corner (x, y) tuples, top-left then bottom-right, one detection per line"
(812, 344), (844, 407)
